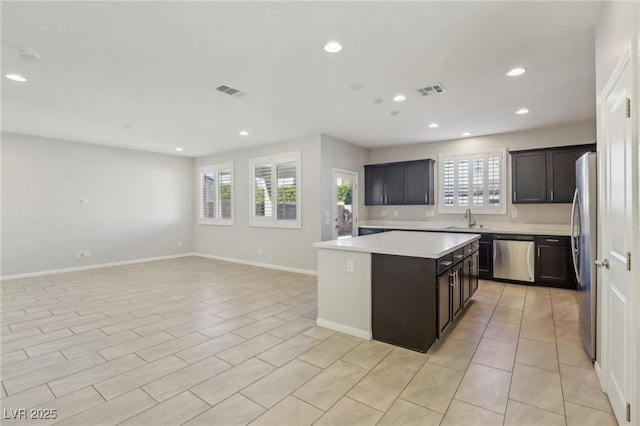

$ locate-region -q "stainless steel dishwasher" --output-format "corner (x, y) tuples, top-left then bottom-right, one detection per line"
(493, 234), (535, 282)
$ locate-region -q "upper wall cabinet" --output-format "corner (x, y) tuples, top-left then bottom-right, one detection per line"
(511, 144), (596, 204)
(364, 159), (434, 206)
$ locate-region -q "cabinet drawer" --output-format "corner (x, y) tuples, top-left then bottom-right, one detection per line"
(464, 242), (479, 257)
(437, 254), (454, 275)
(451, 248), (465, 265)
(534, 236), (569, 247)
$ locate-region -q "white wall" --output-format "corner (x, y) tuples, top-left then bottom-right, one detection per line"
(320, 134), (369, 241)
(193, 135), (322, 272)
(366, 120), (596, 225)
(1, 132), (194, 277)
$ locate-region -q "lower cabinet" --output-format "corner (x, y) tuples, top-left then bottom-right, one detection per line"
(478, 233), (493, 279)
(535, 236), (576, 289)
(436, 244), (479, 338)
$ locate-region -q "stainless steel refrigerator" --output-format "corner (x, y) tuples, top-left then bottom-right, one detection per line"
(571, 152), (597, 361)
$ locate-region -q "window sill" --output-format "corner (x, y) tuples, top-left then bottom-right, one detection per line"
(198, 219), (235, 226)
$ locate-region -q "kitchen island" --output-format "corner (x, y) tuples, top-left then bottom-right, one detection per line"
(313, 231), (480, 352)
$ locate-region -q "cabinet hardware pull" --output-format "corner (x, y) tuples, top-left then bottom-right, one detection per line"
(425, 194), (428, 203)
(454, 254), (463, 259)
(545, 239), (559, 243)
(537, 246), (541, 257)
(441, 260), (453, 266)
(385, 195), (388, 204)
(513, 191), (516, 201)
(380, 195), (383, 203)
(551, 190), (554, 201)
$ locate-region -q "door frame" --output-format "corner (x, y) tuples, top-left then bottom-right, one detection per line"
(332, 168), (358, 239)
(597, 41), (639, 425)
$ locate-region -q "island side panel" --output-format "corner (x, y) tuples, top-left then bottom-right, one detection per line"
(316, 248), (372, 340)
(372, 254), (437, 353)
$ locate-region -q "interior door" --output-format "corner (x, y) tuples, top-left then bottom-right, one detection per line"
(600, 49), (634, 425)
(332, 170), (357, 240)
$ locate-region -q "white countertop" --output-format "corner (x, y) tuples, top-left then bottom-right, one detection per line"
(358, 220), (571, 236)
(313, 231), (480, 259)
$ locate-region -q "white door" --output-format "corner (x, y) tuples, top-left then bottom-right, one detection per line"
(600, 47), (635, 425)
(332, 170), (357, 239)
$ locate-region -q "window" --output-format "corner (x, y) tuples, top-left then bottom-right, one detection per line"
(438, 150), (506, 214)
(250, 151), (301, 228)
(198, 162), (234, 225)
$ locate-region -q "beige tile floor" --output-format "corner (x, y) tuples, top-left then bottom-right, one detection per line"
(0, 257), (618, 425)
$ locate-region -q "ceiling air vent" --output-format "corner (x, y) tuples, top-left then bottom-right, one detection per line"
(417, 84), (446, 96)
(215, 84), (246, 98)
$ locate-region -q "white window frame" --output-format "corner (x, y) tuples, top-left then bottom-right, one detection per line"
(437, 149), (507, 215)
(249, 151), (301, 229)
(197, 162), (234, 226)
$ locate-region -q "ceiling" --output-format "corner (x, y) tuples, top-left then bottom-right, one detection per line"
(1, 1), (600, 157)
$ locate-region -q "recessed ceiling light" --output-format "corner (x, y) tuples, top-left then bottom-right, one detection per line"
(507, 67), (527, 77)
(5, 73), (27, 82)
(239, 130), (249, 136)
(393, 94), (406, 102)
(373, 98), (383, 104)
(175, 147), (183, 152)
(428, 123), (439, 128)
(390, 111), (399, 116)
(516, 108), (530, 115)
(323, 41), (342, 53)
(461, 132), (471, 136)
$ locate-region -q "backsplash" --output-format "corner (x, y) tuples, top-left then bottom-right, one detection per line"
(366, 203), (571, 226)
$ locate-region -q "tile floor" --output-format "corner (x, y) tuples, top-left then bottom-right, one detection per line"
(0, 257), (618, 425)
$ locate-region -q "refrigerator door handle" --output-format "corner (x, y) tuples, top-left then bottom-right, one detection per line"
(570, 188), (580, 282)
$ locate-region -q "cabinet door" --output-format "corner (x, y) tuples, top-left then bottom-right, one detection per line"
(478, 240), (493, 279)
(512, 152), (547, 203)
(437, 273), (452, 337)
(462, 257), (473, 305)
(536, 244), (572, 286)
(452, 264), (462, 318)
(470, 251), (479, 295)
(384, 164), (404, 204)
(547, 149), (587, 203)
(403, 160), (434, 204)
(365, 166), (384, 205)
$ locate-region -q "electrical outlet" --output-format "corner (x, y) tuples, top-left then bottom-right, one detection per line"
(394, 210), (398, 217)
(346, 259), (354, 273)
(84, 250), (90, 258)
(511, 209), (518, 219)
(77, 251), (85, 258)
(381, 210), (386, 217)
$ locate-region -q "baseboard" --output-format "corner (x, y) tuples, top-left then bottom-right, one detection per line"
(594, 360), (605, 392)
(194, 253), (317, 276)
(316, 318), (372, 340)
(0, 253), (197, 281)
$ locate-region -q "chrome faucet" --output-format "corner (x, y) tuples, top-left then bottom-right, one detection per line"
(464, 208), (476, 228)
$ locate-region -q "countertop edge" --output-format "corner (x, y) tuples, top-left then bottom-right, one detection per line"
(313, 232), (480, 259)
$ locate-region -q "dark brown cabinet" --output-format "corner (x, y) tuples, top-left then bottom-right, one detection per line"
(512, 151), (547, 203)
(511, 144), (595, 204)
(403, 160), (435, 204)
(364, 159), (434, 206)
(436, 243), (478, 338)
(535, 236), (576, 289)
(364, 164), (403, 205)
(478, 233), (493, 279)
(437, 272), (452, 336)
(462, 244), (479, 305)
